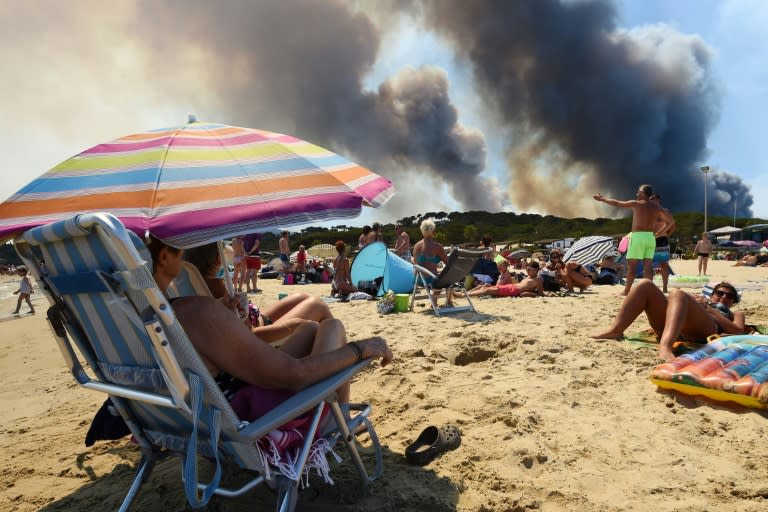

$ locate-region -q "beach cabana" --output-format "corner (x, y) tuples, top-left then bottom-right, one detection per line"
(707, 226), (742, 235)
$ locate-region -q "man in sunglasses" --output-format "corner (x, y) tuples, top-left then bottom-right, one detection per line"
(590, 280), (745, 361)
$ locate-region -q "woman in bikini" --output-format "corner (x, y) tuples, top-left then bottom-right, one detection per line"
(590, 280), (746, 361)
(331, 240), (357, 296)
(412, 218), (449, 276)
(412, 218), (449, 304)
(561, 261), (594, 292)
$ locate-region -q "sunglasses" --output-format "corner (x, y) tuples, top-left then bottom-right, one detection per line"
(713, 289), (737, 300)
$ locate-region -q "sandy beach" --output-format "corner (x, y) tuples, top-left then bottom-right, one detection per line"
(1, 259), (768, 511)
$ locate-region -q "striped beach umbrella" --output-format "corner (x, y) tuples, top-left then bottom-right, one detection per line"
(562, 235), (615, 266)
(0, 121), (395, 248)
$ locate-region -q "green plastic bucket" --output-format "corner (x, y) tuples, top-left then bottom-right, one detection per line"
(394, 294), (410, 312)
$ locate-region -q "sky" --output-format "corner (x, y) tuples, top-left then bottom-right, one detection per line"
(0, 0), (765, 233)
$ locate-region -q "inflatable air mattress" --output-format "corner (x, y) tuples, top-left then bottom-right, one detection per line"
(658, 275), (711, 288)
(650, 335), (768, 409)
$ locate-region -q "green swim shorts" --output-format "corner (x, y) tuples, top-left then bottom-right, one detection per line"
(626, 231), (656, 260)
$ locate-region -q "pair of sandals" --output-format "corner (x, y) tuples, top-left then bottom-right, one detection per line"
(405, 425), (461, 466)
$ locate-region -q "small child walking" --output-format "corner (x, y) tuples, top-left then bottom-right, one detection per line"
(12, 267), (35, 315)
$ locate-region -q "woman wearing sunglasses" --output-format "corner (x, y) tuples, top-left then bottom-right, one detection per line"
(590, 280), (745, 361)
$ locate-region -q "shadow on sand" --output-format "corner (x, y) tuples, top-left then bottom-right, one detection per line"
(38, 441), (459, 512)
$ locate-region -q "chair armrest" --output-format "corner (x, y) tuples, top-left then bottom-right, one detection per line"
(457, 247), (493, 257)
(235, 358), (373, 440)
(412, 264), (437, 279)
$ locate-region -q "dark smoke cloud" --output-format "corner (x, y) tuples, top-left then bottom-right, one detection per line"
(139, 0), (500, 214)
(710, 170), (754, 219)
(414, 0), (754, 218)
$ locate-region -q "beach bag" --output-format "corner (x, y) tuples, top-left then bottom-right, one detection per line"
(376, 289), (396, 314)
(541, 274), (561, 292)
(618, 235), (630, 254)
(357, 276), (383, 296)
(596, 268), (619, 285)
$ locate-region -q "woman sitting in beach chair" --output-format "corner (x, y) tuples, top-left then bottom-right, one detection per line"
(151, 237), (393, 405)
(590, 280), (746, 361)
(412, 218), (449, 275)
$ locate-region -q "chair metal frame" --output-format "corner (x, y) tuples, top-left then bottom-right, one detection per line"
(410, 247), (492, 316)
(14, 213), (381, 511)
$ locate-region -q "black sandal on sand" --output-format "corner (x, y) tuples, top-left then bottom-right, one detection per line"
(405, 425), (461, 466)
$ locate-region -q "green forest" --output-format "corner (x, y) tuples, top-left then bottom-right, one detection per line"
(3, 210), (765, 265)
(268, 210), (768, 256)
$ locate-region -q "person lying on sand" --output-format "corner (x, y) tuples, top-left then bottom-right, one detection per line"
(590, 280), (746, 361)
(453, 261), (544, 298)
(733, 252), (758, 267)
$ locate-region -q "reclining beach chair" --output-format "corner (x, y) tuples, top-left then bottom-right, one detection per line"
(411, 247), (491, 316)
(13, 213), (382, 511)
(168, 261), (214, 298)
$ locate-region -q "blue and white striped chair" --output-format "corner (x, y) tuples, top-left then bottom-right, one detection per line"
(14, 213), (381, 511)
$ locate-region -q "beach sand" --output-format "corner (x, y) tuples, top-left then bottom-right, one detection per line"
(1, 259), (768, 511)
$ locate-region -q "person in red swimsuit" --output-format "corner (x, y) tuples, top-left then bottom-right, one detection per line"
(453, 261), (545, 298)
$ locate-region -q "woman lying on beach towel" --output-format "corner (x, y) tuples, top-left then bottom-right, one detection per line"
(590, 280), (746, 361)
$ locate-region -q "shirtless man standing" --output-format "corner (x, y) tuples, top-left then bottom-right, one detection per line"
(231, 236), (246, 292)
(594, 184), (661, 296)
(651, 194), (676, 293)
(278, 231), (290, 273)
(393, 223), (411, 260)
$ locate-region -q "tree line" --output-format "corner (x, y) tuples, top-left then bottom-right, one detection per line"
(282, 210), (767, 255)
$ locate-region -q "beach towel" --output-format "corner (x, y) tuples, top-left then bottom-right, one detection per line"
(230, 386), (337, 484)
(623, 331), (708, 354)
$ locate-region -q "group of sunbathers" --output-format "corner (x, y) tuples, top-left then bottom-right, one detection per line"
(455, 252), (600, 299)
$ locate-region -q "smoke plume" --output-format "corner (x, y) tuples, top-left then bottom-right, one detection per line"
(4, 0), (753, 221)
(415, 0), (754, 217)
(139, 0), (499, 214)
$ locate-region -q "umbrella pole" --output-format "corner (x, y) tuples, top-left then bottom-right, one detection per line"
(217, 240), (235, 298)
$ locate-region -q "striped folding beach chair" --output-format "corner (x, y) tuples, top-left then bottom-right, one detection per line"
(14, 213), (382, 511)
(411, 247), (491, 316)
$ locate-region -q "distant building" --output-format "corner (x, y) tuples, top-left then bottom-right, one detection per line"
(743, 224), (768, 244)
(546, 238), (575, 250)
